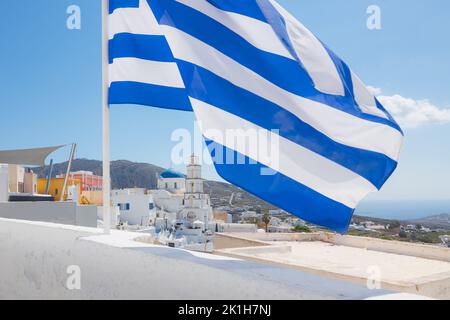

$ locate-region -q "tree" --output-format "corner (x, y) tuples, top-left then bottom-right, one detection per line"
(262, 212), (271, 233)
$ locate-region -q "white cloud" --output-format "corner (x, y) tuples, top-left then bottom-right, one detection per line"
(368, 88), (450, 128)
(367, 86), (382, 96)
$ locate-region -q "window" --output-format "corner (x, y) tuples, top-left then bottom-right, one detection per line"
(165, 183), (168, 189)
(149, 203), (154, 210)
(174, 182), (177, 189)
(55, 188), (58, 195)
(118, 203), (131, 211)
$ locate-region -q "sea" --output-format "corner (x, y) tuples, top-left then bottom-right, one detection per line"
(355, 199), (450, 221)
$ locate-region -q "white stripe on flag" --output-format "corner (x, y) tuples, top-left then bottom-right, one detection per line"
(270, 0), (345, 96)
(175, 0), (294, 59)
(108, 0), (162, 39)
(351, 71), (389, 119)
(192, 97), (377, 208)
(162, 26), (403, 160)
(109, 57), (185, 88)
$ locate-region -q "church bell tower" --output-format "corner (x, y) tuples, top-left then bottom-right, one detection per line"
(185, 154), (204, 207)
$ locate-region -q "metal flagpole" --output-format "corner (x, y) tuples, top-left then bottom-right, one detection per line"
(102, 0), (111, 234)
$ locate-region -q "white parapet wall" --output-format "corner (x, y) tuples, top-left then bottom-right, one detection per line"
(322, 233), (450, 263)
(0, 201), (97, 227)
(217, 223), (258, 233)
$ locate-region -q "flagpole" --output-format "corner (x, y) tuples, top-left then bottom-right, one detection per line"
(102, 0), (111, 234)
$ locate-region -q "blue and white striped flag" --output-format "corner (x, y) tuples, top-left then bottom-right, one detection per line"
(108, 0), (404, 233)
(108, 0), (191, 110)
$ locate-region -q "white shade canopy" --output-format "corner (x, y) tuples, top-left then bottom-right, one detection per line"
(0, 145), (66, 166)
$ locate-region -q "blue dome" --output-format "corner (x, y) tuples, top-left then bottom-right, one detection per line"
(160, 169), (185, 179)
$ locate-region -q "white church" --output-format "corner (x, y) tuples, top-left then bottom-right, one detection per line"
(152, 154), (214, 232)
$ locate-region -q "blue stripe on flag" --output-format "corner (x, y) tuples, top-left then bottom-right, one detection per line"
(205, 0), (268, 22)
(206, 140), (354, 234)
(109, 34), (175, 64)
(109, 81), (192, 111)
(178, 60), (398, 189)
(375, 98), (397, 123)
(109, 0), (140, 14)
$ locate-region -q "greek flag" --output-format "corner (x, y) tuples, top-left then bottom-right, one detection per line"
(108, 0), (191, 110)
(108, 0), (404, 233)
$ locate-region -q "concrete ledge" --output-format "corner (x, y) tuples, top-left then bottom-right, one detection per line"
(217, 232), (324, 244)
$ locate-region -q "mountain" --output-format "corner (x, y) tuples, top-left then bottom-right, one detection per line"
(33, 159), (164, 190)
(32, 159), (269, 209)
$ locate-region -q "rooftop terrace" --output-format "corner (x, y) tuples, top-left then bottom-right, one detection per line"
(215, 232), (450, 299)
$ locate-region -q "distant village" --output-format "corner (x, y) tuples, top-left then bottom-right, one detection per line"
(348, 216), (450, 247)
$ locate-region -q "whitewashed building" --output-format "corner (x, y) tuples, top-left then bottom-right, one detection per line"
(111, 188), (156, 226)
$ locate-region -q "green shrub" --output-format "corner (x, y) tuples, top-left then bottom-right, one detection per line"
(292, 225), (312, 233)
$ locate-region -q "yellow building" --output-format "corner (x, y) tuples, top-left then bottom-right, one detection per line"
(37, 178), (81, 202)
(37, 177), (103, 205)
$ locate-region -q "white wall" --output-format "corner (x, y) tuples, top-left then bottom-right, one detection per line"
(75, 206), (98, 228)
(152, 190), (183, 213)
(218, 223), (258, 233)
(0, 164), (8, 202)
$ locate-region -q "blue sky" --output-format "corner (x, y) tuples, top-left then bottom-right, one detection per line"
(0, 0), (449, 202)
